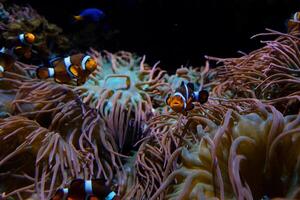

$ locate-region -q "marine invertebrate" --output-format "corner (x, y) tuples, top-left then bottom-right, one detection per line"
(75, 50), (168, 151)
(120, 96), (231, 199)
(168, 62), (213, 92)
(0, 98), (123, 200)
(149, 101), (300, 200)
(0, 60), (124, 199)
(207, 29), (300, 115)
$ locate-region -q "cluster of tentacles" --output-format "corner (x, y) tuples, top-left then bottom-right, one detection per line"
(0, 47), (173, 199)
(75, 49), (168, 151)
(150, 101), (300, 200)
(206, 29), (300, 115)
(121, 30), (300, 199)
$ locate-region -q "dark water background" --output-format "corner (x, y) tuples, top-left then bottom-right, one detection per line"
(7, 0), (300, 72)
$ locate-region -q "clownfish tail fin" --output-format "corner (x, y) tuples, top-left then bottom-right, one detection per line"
(197, 90), (209, 104)
(36, 67), (54, 79)
(73, 15), (83, 21)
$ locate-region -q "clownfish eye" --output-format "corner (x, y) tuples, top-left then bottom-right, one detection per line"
(86, 58), (97, 72)
(24, 33), (35, 44)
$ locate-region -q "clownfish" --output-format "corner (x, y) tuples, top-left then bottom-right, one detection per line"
(18, 32), (36, 45)
(51, 179), (120, 200)
(166, 82), (209, 115)
(36, 54), (97, 85)
(73, 8), (105, 23)
(287, 12), (300, 33)
(13, 32), (36, 59)
(0, 47), (15, 77)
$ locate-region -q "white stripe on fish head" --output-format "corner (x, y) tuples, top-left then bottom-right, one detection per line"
(183, 82), (189, 100)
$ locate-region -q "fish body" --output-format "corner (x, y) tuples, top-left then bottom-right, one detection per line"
(18, 32), (36, 46)
(51, 179), (119, 200)
(288, 12), (300, 33)
(74, 8), (105, 23)
(10, 32), (36, 60)
(166, 82), (209, 115)
(0, 47), (16, 76)
(36, 53), (97, 85)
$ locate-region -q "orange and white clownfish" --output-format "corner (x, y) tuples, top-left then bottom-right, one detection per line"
(51, 179), (120, 200)
(288, 12), (300, 33)
(18, 32), (36, 45)
(166, 82), (209, 115)
(36, 54), (97, 85)
(0, 47), (15, 77)
(13, 32), (36, 59)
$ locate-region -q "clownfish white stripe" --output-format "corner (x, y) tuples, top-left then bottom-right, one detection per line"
(105, 191), (116, 200)
(64, 56), (72, 68)
(63, 188), (68, 194)
(81, 55), (91, 70)
(0, 65), (4, 73)
(48, 68), (55, 78)
(84, 180), (93, 195)
(193, 91), (199, 101)
(0, 47), (5, 53)
(183, 83), (189, 99)
(18, 33), (26, 44)
(294, 12), (299, 21)
(174, 92), (187, 109)
(62, 188), (68, 200)
(64, 56), (75, 78)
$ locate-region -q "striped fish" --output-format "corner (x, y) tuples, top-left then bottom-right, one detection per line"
(166, 82), (209, 115)
(51, 179), (119, 200)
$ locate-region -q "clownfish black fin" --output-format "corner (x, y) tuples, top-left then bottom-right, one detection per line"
(187, 82), (194, 90)
(165, 93), (171, 105)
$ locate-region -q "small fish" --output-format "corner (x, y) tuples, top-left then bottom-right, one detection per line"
(18, 32), (36, 45)
(36, 53), (97, 85)
(166, 82), (209, 115)
(287, 12), (300, 33)
(51, 179), (120, 200)
(0, 47), (16, 76)
(74, 8), (105, 23)
(11, 32), (36, 59)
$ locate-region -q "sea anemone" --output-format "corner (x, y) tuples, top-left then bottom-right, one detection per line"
(146, 100), (300, 200)
(75, 50), (168, 151)
(207, 29), (300, 115)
